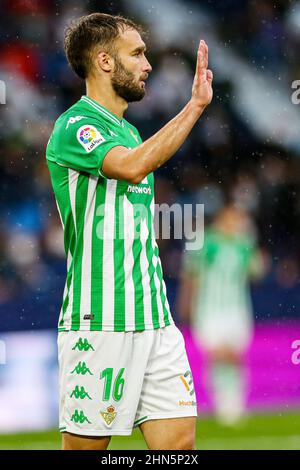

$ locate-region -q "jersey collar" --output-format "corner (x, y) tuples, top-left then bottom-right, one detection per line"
(80, 95), (124, 127)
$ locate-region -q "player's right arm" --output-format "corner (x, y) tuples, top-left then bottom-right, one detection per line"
(102, 40), (213, 183)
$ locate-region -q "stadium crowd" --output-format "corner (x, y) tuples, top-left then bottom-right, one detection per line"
(0, 0), (300, 330)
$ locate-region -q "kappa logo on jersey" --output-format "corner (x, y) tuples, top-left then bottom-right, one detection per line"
(77, 125), (105, 153)
(66, 115), (86, 129)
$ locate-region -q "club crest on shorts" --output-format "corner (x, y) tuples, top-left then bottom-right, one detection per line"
(100, 405), (117, 426)
(77, 124), (105, 153)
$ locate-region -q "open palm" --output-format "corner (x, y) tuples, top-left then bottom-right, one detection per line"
(191, 40), (213, 108)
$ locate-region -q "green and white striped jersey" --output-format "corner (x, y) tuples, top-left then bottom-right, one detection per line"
(46, 95), (173, 332)
(183, 229), (256, 328)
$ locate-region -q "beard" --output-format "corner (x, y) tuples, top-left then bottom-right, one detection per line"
(111, 55), (146, 103)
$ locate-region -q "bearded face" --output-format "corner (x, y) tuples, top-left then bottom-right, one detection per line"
(111, 54), (146, 103)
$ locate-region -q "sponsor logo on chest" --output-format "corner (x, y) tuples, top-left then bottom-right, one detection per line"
(127, 176), (152, 195)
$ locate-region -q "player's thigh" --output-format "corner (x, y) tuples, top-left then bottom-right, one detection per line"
(58, 330), (152, 439)
(134, 325), (198, 428)
(62, 432), (110, 450)
(140, 417), (196, 450)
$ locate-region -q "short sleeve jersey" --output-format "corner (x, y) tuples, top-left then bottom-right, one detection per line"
(46, 95), (173, 332)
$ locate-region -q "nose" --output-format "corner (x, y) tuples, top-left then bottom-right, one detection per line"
(144, 58), (152, 73)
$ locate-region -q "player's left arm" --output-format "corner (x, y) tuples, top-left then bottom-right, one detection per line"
(248, 247), (269, 281)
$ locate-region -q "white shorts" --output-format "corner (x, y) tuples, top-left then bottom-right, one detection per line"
(58, 324), (197, 436)
(194, 310), (254, 353)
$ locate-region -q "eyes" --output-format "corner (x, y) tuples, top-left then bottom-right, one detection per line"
(132, 49), (146, 57)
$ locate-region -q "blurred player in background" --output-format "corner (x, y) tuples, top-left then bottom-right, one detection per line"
(178, 204), (265, 425)
(46, 13), (213, 450)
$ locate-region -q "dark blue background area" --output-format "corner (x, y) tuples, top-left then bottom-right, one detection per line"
(1, 262), (299, 332)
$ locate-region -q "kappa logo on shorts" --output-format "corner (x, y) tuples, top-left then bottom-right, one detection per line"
(70, 385), (92, 400)
(100, 405), (117, 426)
(77, 124), (105, 153)
(71, 361), (93, 375)
(72, 338), (95, 351)
(71, 409), (92, 424)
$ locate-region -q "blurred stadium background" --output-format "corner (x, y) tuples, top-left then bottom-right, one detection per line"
(0, 0), (300, 450)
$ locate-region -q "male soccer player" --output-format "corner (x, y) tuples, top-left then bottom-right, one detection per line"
(46, 13), (213, 450)
(179, 205), (264, 425)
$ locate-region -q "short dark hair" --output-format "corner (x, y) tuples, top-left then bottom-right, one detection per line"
(64, 13), (144, 79)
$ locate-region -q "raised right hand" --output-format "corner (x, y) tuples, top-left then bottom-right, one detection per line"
(191, 39), (213, 110)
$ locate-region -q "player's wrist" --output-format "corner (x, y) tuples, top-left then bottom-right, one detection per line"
(187, 99), (207, 118)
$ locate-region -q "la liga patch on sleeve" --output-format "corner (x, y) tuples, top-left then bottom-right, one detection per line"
(76, 125), (106, 153)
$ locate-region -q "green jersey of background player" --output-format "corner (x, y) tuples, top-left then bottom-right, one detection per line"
(46, 12), (213, 450)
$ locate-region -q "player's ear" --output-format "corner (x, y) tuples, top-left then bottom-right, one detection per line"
(96, 51), (113, 73)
